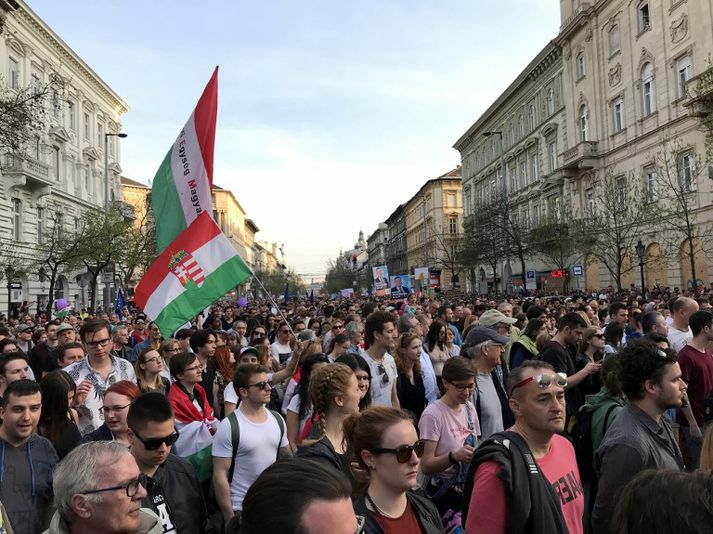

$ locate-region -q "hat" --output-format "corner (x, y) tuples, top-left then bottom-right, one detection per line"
(478, 309), (517, 328)
(240, 346), (260, 358)
(15, 324), (31, 334)
(297, 329), (316, 342)
(385, 306), (396, 312)
(463, 326), (510, 350)
(56, 323), (74, 334)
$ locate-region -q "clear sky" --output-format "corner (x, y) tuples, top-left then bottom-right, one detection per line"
(28, 0), (561, 277)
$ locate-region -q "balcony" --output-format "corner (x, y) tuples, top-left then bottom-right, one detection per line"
(3, 154), (53, 200)
(561, 141), (600, 173)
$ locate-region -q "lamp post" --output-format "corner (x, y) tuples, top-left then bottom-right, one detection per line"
(104, 132), (128, 211)
(635, 240), (646, 298)
(483, 130), (511, 295)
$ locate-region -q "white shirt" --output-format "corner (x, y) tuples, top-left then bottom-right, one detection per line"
(212, 406), (288, 511)
(363, 352), (398, 407)
(668, 326), (693, 353)
(270, 341), (292, 365)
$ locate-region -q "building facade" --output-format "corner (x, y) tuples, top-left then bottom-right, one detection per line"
(367, 224), (388, 268)
(384, 205), (407, 277)
(0, 0), (128, 314)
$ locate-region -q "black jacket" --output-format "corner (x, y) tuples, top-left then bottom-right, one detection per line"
(78, 423), (113, 444)
(141, 453), (216, 534)
(353, 490), (444, 534)
(463, 431), (567, 534)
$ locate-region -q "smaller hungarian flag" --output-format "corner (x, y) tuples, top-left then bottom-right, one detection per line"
(134, 211), (252, 335)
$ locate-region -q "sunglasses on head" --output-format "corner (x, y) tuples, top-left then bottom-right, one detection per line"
(131, 429), (180, 451)
(372, 440), (425, 463)
(510, 372), (568, 395)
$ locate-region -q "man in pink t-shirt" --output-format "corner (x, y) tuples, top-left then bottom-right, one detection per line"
(464, 360), (584, 534)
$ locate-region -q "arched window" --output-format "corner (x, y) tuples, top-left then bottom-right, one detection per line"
(518, 115), (525, 138)
(529, 105), (536, 130)
(579, 104), (589, 142)
(546, 88), (555, 115)
(608, 24), (620, 55)
(641, 63), (655, 116)
(576, 53), (586, 79)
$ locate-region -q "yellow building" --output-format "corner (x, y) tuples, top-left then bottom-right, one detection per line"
(212, 185), (248, 261)
(403, 168), (463, 289)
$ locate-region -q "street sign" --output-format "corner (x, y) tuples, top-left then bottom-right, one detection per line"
(101, 273), (112, 284)
(572, 264), (584, 277)
(8, 282), (21, 289)
(526, 270), (536, 290)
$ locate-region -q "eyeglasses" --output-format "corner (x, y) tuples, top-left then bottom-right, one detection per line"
(131, 429), (180, 450)
(183, 364), (203, 372)
(245, 381), (271, 391)
(143, 357), (162, 364)
(164, 348), (179, 353)
(510, 372), (568, 395)
(82, 474), (147, 498)
(333, 324), (344, 329)
(449, 381), (476, 392)
(86, 338), (111, 348)
(100, 403), (131, 415)
(371, 440), (425, 463)
(279, 329), (290, 334)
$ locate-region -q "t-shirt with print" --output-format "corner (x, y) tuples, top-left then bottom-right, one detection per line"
(465, 433), (584, 534)
(212, 405), (288, 511)
(270, 341), (292, 365)
(418, 399), (480, 478)
(146, 479), (177, 533)
(363, 352), (398, 407)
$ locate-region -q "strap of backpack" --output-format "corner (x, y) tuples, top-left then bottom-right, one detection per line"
(227, 411), (240, 483)
(602, 403), (618, 435)
(269, 410), (286, 460)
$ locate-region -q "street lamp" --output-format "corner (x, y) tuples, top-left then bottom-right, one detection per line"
(635, 240), (646, 298)
(104, 132), (128, 211)
(483, 130), (511, 295)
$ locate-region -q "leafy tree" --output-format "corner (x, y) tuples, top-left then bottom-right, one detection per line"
(460, 208), (505, 295)
(324, 255), (357, 295)
(115, 195), (157, 288)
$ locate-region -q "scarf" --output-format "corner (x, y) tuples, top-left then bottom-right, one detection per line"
(168, 382), (214, 424)
(513, 334), (539, 358)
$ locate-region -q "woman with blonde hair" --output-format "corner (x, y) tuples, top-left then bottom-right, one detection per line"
(345, 406), (444, 532)
(158, 338), (179, 378)
(135, 348), (171, 394)
(394, 333), (427, 421)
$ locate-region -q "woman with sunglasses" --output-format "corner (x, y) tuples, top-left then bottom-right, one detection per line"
(135, 348), (171, 394)
(346, 406), (444, 533)
(419, 356), (480, 519)
(158, 339), (180, 377)
(576, 327), (605, 398)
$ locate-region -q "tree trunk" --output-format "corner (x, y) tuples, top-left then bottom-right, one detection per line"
(689, 239), (697, 288)
(89, 274), (98, 312)
(45, 271), (57, 317)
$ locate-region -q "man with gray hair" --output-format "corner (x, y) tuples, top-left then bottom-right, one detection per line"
(110, 325), (131, 361)
(46, 441), (162, 534)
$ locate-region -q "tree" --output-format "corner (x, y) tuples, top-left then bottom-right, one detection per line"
(577, 169), (659, 293)
(494, 196), (531, 289)
(323, 255), (357, 295)
(688, 58), (713, 161)
(426, 219), (463, 289)
(252, 269), (303, 301)
(0, 237), (33, 317)
(460, 208), (505, 295)
(115, 196), (157, 288)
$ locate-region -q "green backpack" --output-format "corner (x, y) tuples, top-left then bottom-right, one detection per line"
(226, 409), (285, 483)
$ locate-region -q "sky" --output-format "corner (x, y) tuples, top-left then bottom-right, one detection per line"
(28, 0), (561, 278)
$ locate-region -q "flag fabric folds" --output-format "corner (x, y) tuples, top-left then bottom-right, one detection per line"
(152, 67), (218, 253)
(134, 211), (252, 336)
(114, 287), (126, 320)
(283, 282), (289, 304)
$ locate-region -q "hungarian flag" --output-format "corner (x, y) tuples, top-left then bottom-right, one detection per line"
(152, 67), (218, 253)
(134, 211), (251, 335)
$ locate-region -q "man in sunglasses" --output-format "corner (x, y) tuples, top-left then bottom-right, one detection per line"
(464, 360), (583, 534)
(128, 392), (213, 534)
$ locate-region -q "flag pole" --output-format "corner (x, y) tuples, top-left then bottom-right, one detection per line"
(249, 272), (295, 336)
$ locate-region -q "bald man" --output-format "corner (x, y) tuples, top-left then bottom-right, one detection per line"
(668, 297), (699, 352)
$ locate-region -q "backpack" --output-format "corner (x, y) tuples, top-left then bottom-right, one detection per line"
(570, 401), (618, 483)
(226, 409), (285, 483)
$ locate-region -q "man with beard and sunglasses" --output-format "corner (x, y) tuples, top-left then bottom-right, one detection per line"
(464, 360), (584, 534)
(127, 392), (214, 534)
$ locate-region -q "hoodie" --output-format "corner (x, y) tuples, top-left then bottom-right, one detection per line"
(583, 389), (625, 453)
(43, 508), (163, 534)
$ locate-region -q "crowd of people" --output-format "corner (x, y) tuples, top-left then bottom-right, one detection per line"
(0, 287), (712, 533)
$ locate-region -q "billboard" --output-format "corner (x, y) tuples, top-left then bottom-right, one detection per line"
(389, 274), (412, 299)
(372, 265), (390, 297)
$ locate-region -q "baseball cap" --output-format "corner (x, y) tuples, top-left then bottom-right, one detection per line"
(15, 324), (32, 334)
(463, 326), (510, 350)
(56, 323), (74, 334)
(478, 309), (518, 328)
(240, 346), (260, 358)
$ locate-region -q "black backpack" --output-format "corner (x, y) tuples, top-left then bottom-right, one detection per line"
(570, 401), (618, 483)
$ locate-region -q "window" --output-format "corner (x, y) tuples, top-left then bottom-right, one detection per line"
(608, 24), (621, 55)
(638, 3), (650, 33)
(641, 63), (655, 117)
(529, 105), (536, 130)
(548, 141), (557, 172)
(576, 53), (586, 80)
(532, 204), (540, 226)
(37, 207), (44, 243)
(447, 192), (456, 208)
(52, 89), (60, 118)
(508, 123), (514, 147)
(11, 199), (22, 241)
(83, 167), (90, 193)
(579, 104), (589, 142)
(679, 153), (695, 193)
(530, 152), (539, 181)
(449, 217), (458, 234)
(30, 73), (41, 96)
(613, 97), (624, 132)
(520, 160), (527, 188)
(8, 58), (19, 91)
(490, 179), (497, 203)
(56, 213), (64, 239)
(586, 189), (595, 217)
(33, 135), (40, 160)
(676, 55), (692, 99)
(644, 166), (658, 202)
(97, 123), (103, 148)
(52, 146), (60, 181)
(510, 167), (517, 193)
(546, 88), (555, 116)
(519, 115), (525, 138)
(615, 176), (627, 211)
(83, 113), (90, 140)
(67, 101), (75, 130)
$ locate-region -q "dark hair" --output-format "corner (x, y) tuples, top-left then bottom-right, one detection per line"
(2, 379), (40, 407)
(363, 311), (393, 349)
(56, 342), (83, 363)
(189, 329), (215, 352)
(645, 332), (670, 346)
(618, 339), (678, 401)
(609, 301), (627, 317)
(611, 469), (713, 534)
(232, 363), (270, 397)
(689, 310), (713, 337)
(38, 371), (76, 448)
(426, 319), (448, 353)
(0, 352), (27, 375)
(174, 328), (194, 341)
(525, 305), (547, 320)
(507, 360), (555, 397)
(168, 351), (198, 378)
(557, 312), (587, 331)
(78, 319), (110, 343)
(603, 322), (625, 348)
(334, 353), (372, 410)
(0, 339), (18, 353)
(240, 459), (352, 534)
(441, 356), (476, 383)
(296, 353), (329, 422)
(31, 329), (46, 343)
(641, 311), (664, 334)
(127, 392), (174, 433)
(600, 354), (623, 397)
(522, 318), (545, 339)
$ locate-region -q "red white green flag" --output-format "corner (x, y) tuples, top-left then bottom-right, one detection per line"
(134, 212), (252, 335)
(152, 67), (218, 253)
